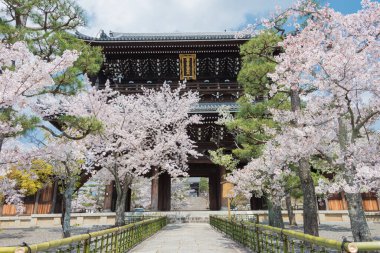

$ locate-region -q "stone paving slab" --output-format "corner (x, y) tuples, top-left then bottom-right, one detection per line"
(129, 223), (252, 253)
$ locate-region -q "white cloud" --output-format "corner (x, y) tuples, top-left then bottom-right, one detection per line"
(76, 0), (294, 36)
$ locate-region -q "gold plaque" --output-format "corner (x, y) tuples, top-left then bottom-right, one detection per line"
(179, 54), (196, 81)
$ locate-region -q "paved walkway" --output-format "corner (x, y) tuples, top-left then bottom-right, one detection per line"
(129, 223), (251, 253)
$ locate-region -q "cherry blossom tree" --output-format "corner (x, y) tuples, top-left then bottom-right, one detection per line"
(0, 0), (102, 214)
(36, 139), (91, 238)
(0, 42), (79, 136)
(227, 145), (290, 228)
(229, 0), (324, 234)
(72, 83), (201, 226)
(266, 0), (380, 241)
(230, 0), (379, 239)
(0, 41), (80, 210)
(0, 42), (103, 239)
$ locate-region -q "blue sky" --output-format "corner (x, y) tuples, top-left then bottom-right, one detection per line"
(77, 0), (377, 36)
(324, 0), (365, 14)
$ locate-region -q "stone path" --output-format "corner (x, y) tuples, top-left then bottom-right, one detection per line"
(181, 196), (209, 210)
(129, 223), (251, 253)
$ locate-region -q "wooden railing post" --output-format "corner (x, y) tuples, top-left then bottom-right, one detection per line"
(83, 236), (90, 253)
(256, 225), (261, 253)
(282, 230), (289, 253)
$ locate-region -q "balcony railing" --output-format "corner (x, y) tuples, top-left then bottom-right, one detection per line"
(97, 82), (244, 102)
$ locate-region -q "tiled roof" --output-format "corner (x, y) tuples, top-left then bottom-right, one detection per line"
(190, 102), (239, 113)
(75, 31), (251, 41)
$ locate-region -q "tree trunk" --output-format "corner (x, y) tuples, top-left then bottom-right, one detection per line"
(345, 193), (372, 242)
(286, 193), (297, 226)
(33, 189), (41, 214)
(299, 158), (319, 236)
(338, 118), (372, 241)
(14, 8), (28, 28)
(0, 195), (4, 216)
(290, 89), (319, 236)
(62, 180), (75, 238)
(267, 198), (284, 228)
(0, 137), (4, 153)
(115, 184), (128, 226)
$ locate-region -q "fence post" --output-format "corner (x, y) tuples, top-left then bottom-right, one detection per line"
(83, 236), (91, 253)
(241, 222), (246, 246)
(256, 225), (261, 253)
(282, 230), (288, 253)
(114, 227), (120, 253)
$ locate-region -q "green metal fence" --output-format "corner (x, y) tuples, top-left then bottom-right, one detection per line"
(210, 215), (380, 253)
(0, 216), (167, 253)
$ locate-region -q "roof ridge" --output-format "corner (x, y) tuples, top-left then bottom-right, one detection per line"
(75, 30), (251, 41)
(110, 31), (239, 36)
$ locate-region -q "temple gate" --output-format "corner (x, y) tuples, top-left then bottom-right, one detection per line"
(77, 31), (250, 211)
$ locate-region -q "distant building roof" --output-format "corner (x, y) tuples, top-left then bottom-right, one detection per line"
(75, 31), (251, 42)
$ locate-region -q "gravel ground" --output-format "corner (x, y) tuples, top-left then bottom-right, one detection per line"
(0, 225), (111, 247)
(289, 222), (380, 241)
(0, 222), (379, 247)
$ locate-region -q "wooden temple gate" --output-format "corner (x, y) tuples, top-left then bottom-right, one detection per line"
(85, 31), (247, 212)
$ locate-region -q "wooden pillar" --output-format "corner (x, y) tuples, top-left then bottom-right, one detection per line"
(151, 168), (159, 211)
(209, 173), (221, 210)
(209, 175), (216, 210)
(125, 188), (132, 212)
(151, 170), (171, 211)
(250, 196), (263, 210)
(158, 173), (171, 211)
(103, 183), (114, 211)
(216, 171), (221, 210)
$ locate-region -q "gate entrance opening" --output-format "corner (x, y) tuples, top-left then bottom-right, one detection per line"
(171, 177), (209, 211)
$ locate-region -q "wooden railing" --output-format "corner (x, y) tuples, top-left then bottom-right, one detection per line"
(0, 216), (167, 253)
(210, 215), (380, 253)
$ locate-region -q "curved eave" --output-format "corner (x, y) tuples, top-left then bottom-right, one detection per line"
(75, 32), (251, 43)
(80, 38), (250, 43)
